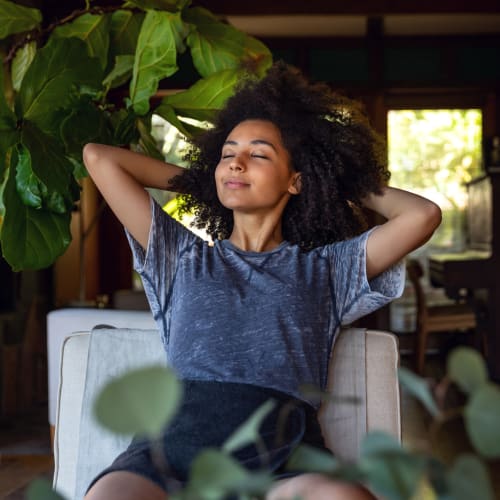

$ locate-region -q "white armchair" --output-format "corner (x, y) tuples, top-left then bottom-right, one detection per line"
(52, 327), (401, 500)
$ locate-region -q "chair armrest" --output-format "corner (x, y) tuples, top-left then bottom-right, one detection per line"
(53, 332), (91, 499)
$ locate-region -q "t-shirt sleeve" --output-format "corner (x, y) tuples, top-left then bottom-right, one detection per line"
(124, 196), (201, 320)
(326, 227), (405, 325)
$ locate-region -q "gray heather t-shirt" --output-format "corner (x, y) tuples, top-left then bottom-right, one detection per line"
(127, 198), (404, 405)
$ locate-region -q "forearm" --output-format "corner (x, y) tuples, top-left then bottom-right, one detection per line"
(83, 143), (184, 191)
(362, 187), (442, 279)
(362, 186), (441, 226)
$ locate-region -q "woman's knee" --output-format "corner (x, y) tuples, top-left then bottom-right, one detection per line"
(266, 473), (376, 500)
(84, 471), (167, 500)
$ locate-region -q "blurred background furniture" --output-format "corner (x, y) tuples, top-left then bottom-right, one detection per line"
(407, 259), (478, 374)
(52, 327), (400, 499)
(46, 308), (156, 443)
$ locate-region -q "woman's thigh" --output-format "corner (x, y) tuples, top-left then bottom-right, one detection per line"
(266, 473), (376, 500)
(85, 471), (167, 500)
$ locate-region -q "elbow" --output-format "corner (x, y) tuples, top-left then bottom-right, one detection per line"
(82, 142), (100, 169)
(421, 200), (442, 240)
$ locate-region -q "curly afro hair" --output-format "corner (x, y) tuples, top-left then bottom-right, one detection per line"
(170, 61), (389, 251)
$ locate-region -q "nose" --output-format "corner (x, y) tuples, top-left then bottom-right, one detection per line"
(229, 158), (244, 171)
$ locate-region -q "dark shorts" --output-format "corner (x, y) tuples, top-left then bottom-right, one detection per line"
(87, 380), (330, 495)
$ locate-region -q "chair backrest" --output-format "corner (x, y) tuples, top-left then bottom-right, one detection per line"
(53, 327), (400, 499)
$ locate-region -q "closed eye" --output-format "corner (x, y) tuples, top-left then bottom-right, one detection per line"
(252, 154), (269, 159)
(221, 154), (234, 159)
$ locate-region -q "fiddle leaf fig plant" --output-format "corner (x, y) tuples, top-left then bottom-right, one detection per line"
(0, 0), (272, 270)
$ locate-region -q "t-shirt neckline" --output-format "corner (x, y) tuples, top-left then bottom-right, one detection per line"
(219, 239), (289, 256)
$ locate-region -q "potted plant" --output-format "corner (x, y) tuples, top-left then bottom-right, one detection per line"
(0, 0), (272, 271)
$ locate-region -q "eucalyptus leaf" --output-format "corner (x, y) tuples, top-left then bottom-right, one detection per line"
(157, 68), (244, 122)
(447, 347), (488, 395)
(398, 366), (440, 418)
(360, 431), (403, 457)
(26, 478), (67, 500)
(110, 10), (145, 58)
(222, 399), (275, 454)
(0, 0), (42, 39)
(447, 454), (494, 500)
(1, 159), (72, 271)
(93, 365), (182, 437)
(103, 55), (135, 89)
(53, 13), (111, 69)
(11, 41), (37, 92)
(19, 37), (103, 134)
(464, 383), (500, 458)
(360, 450), (427, 500)
(130, 10), (185, 115)
(185, 448), (271, 499)
(286, 443), (339, 473)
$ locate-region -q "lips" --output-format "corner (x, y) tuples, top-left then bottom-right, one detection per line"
(224, 178), (249, 189)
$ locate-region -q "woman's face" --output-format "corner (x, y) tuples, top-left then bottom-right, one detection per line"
(215, 120), (300, 214)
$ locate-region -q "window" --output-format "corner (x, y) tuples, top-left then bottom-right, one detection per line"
(387, 109), (483, 334)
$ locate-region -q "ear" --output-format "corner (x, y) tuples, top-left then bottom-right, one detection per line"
(288, 172), (302, 195)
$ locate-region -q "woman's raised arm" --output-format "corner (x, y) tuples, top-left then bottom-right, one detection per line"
(363, 187), (442, 279)
(83, 143), (184, 249)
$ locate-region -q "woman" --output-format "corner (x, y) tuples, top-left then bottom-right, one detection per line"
(83, 62), (441, 500)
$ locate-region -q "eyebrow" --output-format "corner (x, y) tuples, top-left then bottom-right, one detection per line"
(223, 139), (278, 152)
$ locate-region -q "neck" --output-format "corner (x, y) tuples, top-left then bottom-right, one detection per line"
(229, 212), (285, 252)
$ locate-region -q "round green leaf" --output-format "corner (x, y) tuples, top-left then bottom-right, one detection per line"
(222, 399), (275, 454)
(26, 478), (67, 500)
(447, 454), (494, 500)
(464, 383), (500, 458)
(361, 431), (402, 457)
(398, 367), (440, 417)
(93, 365), (182, 438)
(447, 347), (488, 395)
(287, 444), (339, 473)
(186, 449), (272, 499)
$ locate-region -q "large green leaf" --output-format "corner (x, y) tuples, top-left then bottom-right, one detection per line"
(18, 37), (103, 134)
(184, 7), (272, 78)
(21, 121), (78, 212)
(11, 41), (37, 92)
(1, 158), (72, 271)
(59, 97), (112, 162)
(129, 10), (186, 115)
(125, 0), (191, 11)
(109, 10), (145, 58)
(447, 454), (494, 500)
(156, 68), (243, 122)
(0, 68), (18, 182)
(447, 347), (488, 395)
(0, 0), (42, 39)
(464, 383), (500, 458)
(103, 55), (135, 90)
(94, 365), (182, 437)
(52, 13), (111, 69)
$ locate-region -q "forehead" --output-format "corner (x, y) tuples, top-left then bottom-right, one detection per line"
(226, 119), (283, 143)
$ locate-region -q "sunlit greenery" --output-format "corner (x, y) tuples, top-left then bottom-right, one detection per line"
(388, 109), (482, 251)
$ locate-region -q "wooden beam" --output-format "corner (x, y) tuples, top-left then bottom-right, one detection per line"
(194, 0), (500, 15)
